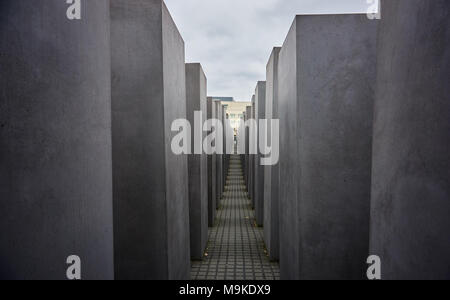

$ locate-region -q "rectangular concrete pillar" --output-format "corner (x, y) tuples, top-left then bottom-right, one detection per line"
(245, 106), (252, 199)
(222, 106), (228, 185)
(370, 0), (450, 280)
(254, 82), (266, 227)
(207, 97), (217, 226)
(242, 111), (247, 177)
(278, 14), (378, 280)
(186, 64), (208, 259)
(111, 0), (190, 280)
(249, 97), (256, 207)
(215, 101), (223, 206)
(240, 113), (246, 175)
(0, 0), (114, 280)
(264, 47), (281, 261)
(244, 107), (250, 192)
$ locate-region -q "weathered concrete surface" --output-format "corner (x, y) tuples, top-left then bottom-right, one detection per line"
(278, 14), (378, 280)
(222, 106), (229, 185)
(111, 0), (190, 280)
(264, 48), (281, 261)
(254, 82), (266, 227)
(207, 97), (217, 226)
(370, 0), (450, 280)
(186, 63), (208, 259)
(240, 111), (247, 189)
(0, 0), (113, 280)
(215, 101), (223, 205)
(249, 98), (256, 207)
(245, 106), (252, 193)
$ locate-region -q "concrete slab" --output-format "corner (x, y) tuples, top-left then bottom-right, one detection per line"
(186, 63), (208, 259)
(222, 106), (229, 183)
(215, 101), (223, 205)
(245, 106), (252, 193)
(207, 97), (217, 226)
(0, 0), (114, 280)
(264, 47), (281, 261)
(111, 0), (190, 280)
(249, 98), (256, 207)
(370, 0), (450, 280)
(278, 14), (378, 279)
(254, 82), (266, 227)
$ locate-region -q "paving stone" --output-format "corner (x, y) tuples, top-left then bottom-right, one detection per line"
(191, 155), (280, 280)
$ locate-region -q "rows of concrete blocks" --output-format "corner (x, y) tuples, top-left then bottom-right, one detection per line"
(0, 0), (449, 280)
(243, 0), (450, 280)
(0, 0), (229, 280)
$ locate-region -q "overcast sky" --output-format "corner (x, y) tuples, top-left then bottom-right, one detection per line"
(165, 0), (379, 101)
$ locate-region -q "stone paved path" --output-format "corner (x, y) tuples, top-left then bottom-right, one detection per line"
(191, 155), (280, 280)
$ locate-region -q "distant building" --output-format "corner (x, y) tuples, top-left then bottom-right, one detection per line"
(210, 97), (251, 135)
(224, 101), (251, 134)
(211, 96), (234, 102)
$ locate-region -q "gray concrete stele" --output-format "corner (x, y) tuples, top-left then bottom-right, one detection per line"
(0, 0), (114, 280)
(206, 97), (217, 227)
(215, 101), (224, 205)
(278, 14), (378, 280)
(111, 0), (190, 280)
(249, 96), (256, 208)
(254, 82), (266, 227)
(186, 63), (209, 260)
(264, 47), (282, 261)
(370, 0), (450, 280)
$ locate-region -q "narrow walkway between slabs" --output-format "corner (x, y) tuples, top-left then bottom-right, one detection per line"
(191, 155), (280, 280)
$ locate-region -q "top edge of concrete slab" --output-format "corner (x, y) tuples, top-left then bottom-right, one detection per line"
(186, 62), (206, 77)
(162, 2), (185, 44)
(267, 47), (282, 68)
(281, 13), (377, 50)
(294, 12), (374, 16)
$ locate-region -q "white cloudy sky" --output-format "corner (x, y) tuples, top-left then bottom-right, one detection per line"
(165, 0), (379, 101)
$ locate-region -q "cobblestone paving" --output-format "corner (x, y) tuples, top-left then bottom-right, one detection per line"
(191, 155), (280, 280)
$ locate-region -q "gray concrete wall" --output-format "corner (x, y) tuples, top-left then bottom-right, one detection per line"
(254, 82), (266, 227)
(245, 107), (252, 195)
(186, 63), (208, 259)
(278, 18), (300, 279)
(111, 0), (190, 280)
(264, 48), (281, 261)
(278, 14), (378, 280)
(370, 0), (450, 280)
(215, 101), (223, 206)
(249, 98), (256, 208)
(162, 3), (191, 279)
(207, 97), (217, 226)
(0, 0), (114, 280)
(162, 4), (192, 280)
(222, 106), (228, 186)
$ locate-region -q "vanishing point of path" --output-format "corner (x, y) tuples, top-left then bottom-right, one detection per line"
(191, 155), (280, 280)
